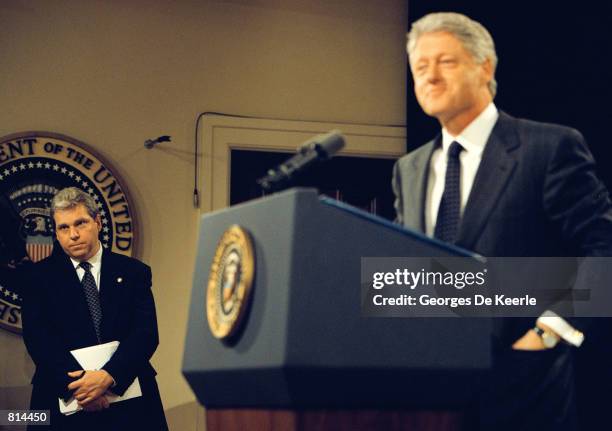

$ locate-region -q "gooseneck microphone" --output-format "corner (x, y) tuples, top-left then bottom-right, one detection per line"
(257, 130), (345, 192)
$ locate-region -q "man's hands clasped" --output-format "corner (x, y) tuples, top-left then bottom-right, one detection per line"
(67, 370), (115, 412)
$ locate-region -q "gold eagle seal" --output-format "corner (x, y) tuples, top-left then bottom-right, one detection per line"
(206, 225), (255, 340)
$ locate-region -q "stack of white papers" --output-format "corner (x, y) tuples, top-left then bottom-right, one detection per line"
(59, 341), (142, 415)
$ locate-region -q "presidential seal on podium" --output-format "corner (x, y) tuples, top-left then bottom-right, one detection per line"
(206, 225), (255, 340)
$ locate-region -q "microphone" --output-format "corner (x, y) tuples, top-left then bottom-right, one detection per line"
(257, 130), (345, 192)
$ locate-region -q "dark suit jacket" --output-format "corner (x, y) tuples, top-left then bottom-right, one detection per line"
(22, 246), (168, 431)
(393, 111), (612, 429)
(393, 111), (612, 343)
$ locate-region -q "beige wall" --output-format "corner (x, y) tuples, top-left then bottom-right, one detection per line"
(0, 0), (407, 421)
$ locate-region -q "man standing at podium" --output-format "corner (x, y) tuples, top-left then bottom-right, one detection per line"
(393, 12), (612, 431)
(22, 187), (168, 430)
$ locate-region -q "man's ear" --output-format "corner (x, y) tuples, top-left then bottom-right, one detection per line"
(480, 58), (493, 86)
(95, 214), (102, 230)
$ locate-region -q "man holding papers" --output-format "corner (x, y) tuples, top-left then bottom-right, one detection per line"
(22, 187), (167, 430)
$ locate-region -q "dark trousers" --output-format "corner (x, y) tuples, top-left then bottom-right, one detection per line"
(574, 319), (612, 431)
(479, 344), (577, 431)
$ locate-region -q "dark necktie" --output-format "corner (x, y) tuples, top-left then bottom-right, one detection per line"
(79, 261), (102, 342)
(434, 141), (464, 243)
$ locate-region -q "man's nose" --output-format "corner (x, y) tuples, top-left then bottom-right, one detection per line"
(425, 64), (441, 82)
(69, 227), (79, 240)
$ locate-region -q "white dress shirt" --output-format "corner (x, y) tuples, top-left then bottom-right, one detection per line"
(425, 102), (498, 236)
(71, 242), (103, 291)
(425, 102), (583, 347)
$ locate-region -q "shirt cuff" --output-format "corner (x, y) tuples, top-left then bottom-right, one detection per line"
(537, 310), (584, 347)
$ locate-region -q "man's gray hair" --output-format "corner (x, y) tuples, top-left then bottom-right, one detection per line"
(51, 187), (99, 219)
(406, 12), (498, 97)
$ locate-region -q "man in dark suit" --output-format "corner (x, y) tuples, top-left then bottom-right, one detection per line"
(393, 12), (612, 431)
(22, 187), (168, 430)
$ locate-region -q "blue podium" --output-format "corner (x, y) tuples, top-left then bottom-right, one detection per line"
(183, 188), (491, 430)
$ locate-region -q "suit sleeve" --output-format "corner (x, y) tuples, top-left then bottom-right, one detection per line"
(21, 266), (83, 401)
(542, 130), (612, 326)
(102, 264), (159, 395)
(543, 129), (612, 256)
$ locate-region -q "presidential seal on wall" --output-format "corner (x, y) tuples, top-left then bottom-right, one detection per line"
(206, 225), (255, 340)
(0, 131), (139, 334)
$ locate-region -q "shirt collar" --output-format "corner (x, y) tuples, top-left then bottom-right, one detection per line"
(441, 102), (499, 156)
(70, 242), (103, 270)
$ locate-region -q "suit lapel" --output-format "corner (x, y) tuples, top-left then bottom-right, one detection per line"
(99, 249), (121, 340)
(456, 112), (520, 250)
(405, 137), (439, 233)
